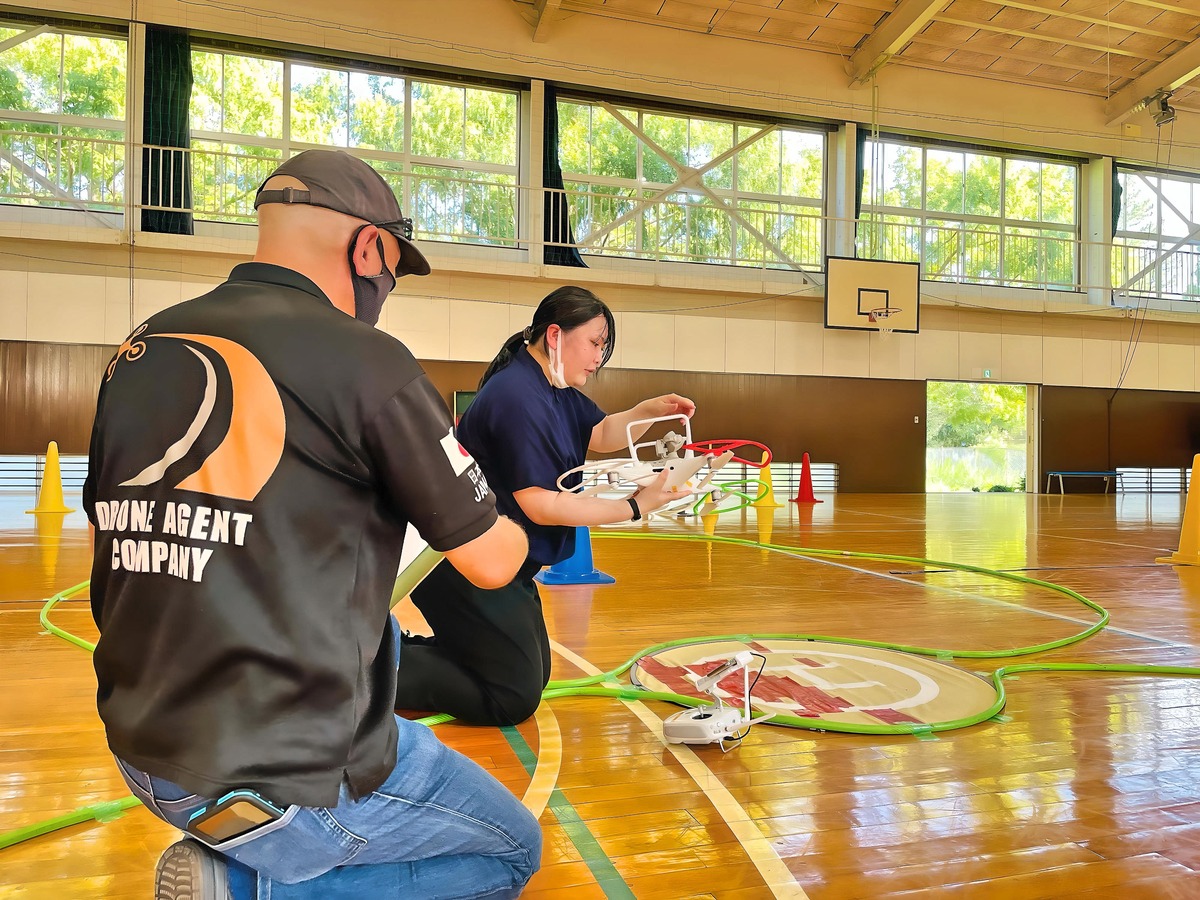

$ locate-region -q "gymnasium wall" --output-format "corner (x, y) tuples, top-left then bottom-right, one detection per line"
(0, 344), (927, 492)
(6, 237), (1200, 392)
(0, 341), (112, 454)
(5, 0), (1200, 492)
(426, 361), (928, 492)
(10, 337), (1198, 494)
(1041, 386), (1200, 474)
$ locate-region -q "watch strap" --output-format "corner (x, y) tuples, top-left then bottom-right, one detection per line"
(627, 497), (642, 522)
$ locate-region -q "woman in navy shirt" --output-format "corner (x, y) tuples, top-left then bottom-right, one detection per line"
(395, 286), (694, 725)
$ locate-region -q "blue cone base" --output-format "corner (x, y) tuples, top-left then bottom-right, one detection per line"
(533, 525), (615, 586)
(535, 568), (616, 585)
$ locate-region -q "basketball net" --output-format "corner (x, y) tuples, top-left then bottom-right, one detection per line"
(867, 307), (899, 340)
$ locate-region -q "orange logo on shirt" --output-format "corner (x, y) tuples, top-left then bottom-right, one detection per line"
(106, 324), (148, 381)
(113, 332), (286, 502)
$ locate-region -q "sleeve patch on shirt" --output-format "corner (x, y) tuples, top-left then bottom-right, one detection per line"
(439, 428), (477, 477)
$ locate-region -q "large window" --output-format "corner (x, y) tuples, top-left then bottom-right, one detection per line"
(859, 138), (1078, 290)
(190, 48), (519, 245)
(557, 98), (824, 270)
(0, 21), (127, 212)
(1114, 169), (1200, 301)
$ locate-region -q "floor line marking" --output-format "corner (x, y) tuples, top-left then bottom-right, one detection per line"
(550, 639), (810, 900)
(769, 547), (1194, 651)
(503, 716), (634, 899)
(519, 703), (561, 819)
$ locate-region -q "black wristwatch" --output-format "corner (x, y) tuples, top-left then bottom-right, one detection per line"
(627, 497), (642, 522)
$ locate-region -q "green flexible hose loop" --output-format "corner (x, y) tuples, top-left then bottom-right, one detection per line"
(0, 795), (141, 850)
(12, 528), (1200, 854)
(39, 580), (94, 652)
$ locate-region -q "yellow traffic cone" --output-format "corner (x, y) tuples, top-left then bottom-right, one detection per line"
(754, 505), (774, 546)
(1158, 454), (1200, 566)
(702, 511), (719, 535)
(27, 441), (76, 514)
(752, 451), (784, 509)
(35, 511), (67, 581)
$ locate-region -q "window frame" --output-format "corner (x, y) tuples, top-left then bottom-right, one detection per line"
(555, 91), (829, 271)
(0, 18), (129, 215)
(858, 134), (1082, 291)
(187, 43), (522, 246)
(1114, 165), (1200, 302)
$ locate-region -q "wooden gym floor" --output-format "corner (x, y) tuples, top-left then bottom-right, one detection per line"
(4, 489), (1200, 898)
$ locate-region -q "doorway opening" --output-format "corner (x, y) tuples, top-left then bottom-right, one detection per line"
(926, 381), (1028, 492)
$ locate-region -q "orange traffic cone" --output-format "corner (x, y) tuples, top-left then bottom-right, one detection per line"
(27, 441), (76, 514)
(792, 452), (823, 504)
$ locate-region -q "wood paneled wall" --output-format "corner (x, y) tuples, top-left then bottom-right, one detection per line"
(23, 343), (1200, 493)
(1, 341), (115, 454)
(424, 360), (928, 492)
(1041, 386), (1200, 485)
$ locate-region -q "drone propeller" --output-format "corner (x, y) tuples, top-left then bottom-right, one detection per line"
(688, 479), (765, 518)
(684, 440), (772, 467)
(697, 488), (724, 516)
(691, 450), (736, 494)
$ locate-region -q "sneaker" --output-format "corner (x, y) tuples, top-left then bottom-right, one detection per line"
(155, 839), (229, 900)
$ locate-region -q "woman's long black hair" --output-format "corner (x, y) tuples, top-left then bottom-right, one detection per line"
(479, 286), (615, 389)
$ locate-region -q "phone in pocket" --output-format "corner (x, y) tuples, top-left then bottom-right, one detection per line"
(185, 789), (287, 845)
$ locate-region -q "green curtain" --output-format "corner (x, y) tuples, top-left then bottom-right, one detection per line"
(853, 125), (867, 257)
(142, 26), (193, 235)
(1111, 161), (1122, 238)
(543, 84), (586, 267)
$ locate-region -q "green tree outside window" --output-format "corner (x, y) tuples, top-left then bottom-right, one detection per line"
(0, 23), (126, 210)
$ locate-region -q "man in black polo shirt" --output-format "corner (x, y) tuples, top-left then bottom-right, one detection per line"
(84, 149), (540, 899)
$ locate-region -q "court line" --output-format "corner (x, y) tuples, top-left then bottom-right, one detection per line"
(890, 564), (1163, 574)
(550, 639), (810, 900)
(772, 547), (1195, 650)
(502, 716), (635, 899)
(1040, 531), (1175, 553)
(519, 704), (562, 819)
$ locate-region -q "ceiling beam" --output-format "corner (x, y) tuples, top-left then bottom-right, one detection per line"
(935, 15), (1152, 60)
(907, 32), (1138, 80)
(532, 0), (563, 43)
(969, 0), (1179, 41)
(1104, 40), (1200, 125)
(846, 0), (953, 87)
(557, 0), (850, 56)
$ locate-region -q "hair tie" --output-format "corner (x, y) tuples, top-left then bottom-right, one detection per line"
(522, 325), (532, 345)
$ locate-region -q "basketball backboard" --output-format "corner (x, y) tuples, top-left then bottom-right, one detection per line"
(824, 256), (920, 334)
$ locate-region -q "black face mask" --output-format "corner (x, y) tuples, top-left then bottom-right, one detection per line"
(347, 224), (397, 327)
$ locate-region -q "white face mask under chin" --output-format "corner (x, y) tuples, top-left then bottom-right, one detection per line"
(547, 340), (569, 389)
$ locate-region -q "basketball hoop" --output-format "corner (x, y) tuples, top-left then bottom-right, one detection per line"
(867, 306), (902, 339)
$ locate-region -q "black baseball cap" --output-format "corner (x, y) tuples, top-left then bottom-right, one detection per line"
(254, 149), (431, 277)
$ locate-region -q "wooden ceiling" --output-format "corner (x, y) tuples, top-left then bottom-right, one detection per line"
(517, 0), (1200, 123)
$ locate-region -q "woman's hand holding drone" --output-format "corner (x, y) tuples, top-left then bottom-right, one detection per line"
(636, 393), (696, 421)
(630, 469), (691, 516)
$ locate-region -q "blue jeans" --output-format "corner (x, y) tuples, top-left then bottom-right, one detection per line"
(118, 721), (541, 898)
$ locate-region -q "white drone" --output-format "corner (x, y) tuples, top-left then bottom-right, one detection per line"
(555, 415), (774, 519)
(555, 414), (737, 517)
